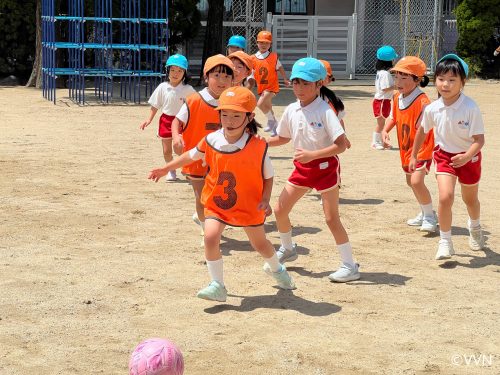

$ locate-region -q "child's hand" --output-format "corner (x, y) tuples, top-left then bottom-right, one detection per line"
(139, 120), (150, 130)
(172, 136), (184, 155)
(294, 148), (315, 163)
(257, 199), (272, 217)
(284, 79), (291, 87)
(148, 167), (169, 182)
(408, 156), (417, 173)
(381, 131), (391, 148)
(450, 153), (470, 168)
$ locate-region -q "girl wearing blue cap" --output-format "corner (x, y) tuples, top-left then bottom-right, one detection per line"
(140, 54), (195, 181)
(268, 57), (360, 283)
(372, 45), (397, 150)
(226, 35), (246, 54)
(410, 54), (486, 260)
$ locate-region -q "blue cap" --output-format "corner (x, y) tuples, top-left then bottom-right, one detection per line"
(166, 54), (188, 70)
(227, 35), (246, 49)
(376, 45), (398, 61)
(290, 57), (327, 82)
(437, 53), (469, 77)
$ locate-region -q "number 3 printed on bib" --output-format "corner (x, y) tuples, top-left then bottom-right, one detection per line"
(213, 171), (237, 210)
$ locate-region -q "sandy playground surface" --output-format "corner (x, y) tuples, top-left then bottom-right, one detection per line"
(0, 80), (499, 374)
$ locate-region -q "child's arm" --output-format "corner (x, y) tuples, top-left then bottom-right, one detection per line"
(449, 134), (485, 168)
(267, 135), (291, 147)
(277, 66), (290, 87)
(340, 119), (351, 149)
(294, 135), (347, 164)
(381, 117), (396, 147)
(148, 150), (194, 182)
(171, 118), (185, 155)
(257, 177), (273, 217)
(139, 106), (158, 129)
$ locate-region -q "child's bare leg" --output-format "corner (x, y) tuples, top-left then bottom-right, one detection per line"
(161, 138), (173, 163)
(274, 184), (308, 233)
(320, 187), (349, 245)
(436, 174), (456, 233)
(189, 179), (206, 222)
(461, 183), (480, 221)
(406, 169), (436, 232)
(372, 117), (385, 148)
(375, 116), (385, 134)
(204, 219), (225, 261)
(257, 91), (274, 114)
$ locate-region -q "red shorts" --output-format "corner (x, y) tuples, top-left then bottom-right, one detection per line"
(158, 114), (175, 139)
(402, 160), (432, 175)
(288, 156), (340, 192)
(433, 146), (482, 185)
(372, 99), (391, 118)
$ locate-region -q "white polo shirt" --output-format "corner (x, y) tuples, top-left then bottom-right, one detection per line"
(189, 129), (274, 179)
(175, 88), (218, 124)
(422, 94), (484, 153)
(276, 96), (345, 151)
(374, 70), (394, 100)
(254, 51), (282, 70)
(148, 82), (196, 116)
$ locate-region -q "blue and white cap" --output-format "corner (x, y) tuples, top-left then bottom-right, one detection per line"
(437, 53), (469, 77)
(227, 35), (246, 49)
(376, 45), (398, 61)
(166, 54), (188, 70)
(290, 57), (327, 82)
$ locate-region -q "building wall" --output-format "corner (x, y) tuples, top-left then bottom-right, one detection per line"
(315, 0), (355, 16)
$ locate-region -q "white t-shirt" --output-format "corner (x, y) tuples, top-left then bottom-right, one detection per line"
(422, 94), (484, 153)
(188, 129), (274, 179)
(276, 96), (345, 151)
(175, 88), (218, 124)
(389, 87), (425, 119)
(148, 82), (196, 116)
(254, 51), (282, 70)
(374, 70), (394, 100)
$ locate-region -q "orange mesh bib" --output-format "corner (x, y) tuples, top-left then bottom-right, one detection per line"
(252, 52), (279, 95)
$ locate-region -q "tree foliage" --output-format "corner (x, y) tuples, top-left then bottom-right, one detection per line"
(169, 0), (201, 54)
(454, 0), (500, 78)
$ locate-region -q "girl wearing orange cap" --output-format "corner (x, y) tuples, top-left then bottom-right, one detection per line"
(149, 86), (295, 302)
(171, 54), (234, 239)
(251, 30), (290, 135)
(381, 56), (437, 233)
(228, 50), (255, 89)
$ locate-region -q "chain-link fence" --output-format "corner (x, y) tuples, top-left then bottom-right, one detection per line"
(356, 0), (443, 75)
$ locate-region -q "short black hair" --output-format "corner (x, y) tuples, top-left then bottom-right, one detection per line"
(165, 66), (190, 84)
(434, 59), (466, 82)
(375, 59), (393, 71)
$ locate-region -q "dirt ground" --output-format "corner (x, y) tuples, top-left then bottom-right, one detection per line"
(0, 80), (499, 375)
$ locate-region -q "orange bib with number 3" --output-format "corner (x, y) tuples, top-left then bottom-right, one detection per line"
(199, 135), (268, 227)
(252, 52), (279, 95)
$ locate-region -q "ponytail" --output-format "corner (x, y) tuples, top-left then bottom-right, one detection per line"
(320, 86), (344, 113)
(420, 75), (430, 88)
(246, 114), (262, 135)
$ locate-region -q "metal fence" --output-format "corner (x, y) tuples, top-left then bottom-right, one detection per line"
(355, 0), (444, 75)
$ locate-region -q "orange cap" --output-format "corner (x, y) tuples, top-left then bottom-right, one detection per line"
(257, 30), (272, 43)
(319, 59), (333, 77)
(203, 54), (235, 76)
(215, 86), (257, 113)
(228, 51), (254, 71)
(390, 56), (426, 77)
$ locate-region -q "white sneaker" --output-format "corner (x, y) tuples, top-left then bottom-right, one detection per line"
(276, 243), (298, 263)
(407, 212), (423, 226)
(328, 263), (360, 282)
(420, 212), (438, 233)
(166, 170), (177, 182)
(469, 226), (484, 251)
(371, 141), (385, 150)
(435, 239), (454, 260)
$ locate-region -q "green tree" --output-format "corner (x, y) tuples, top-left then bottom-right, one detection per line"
(454, 0), (500, 77)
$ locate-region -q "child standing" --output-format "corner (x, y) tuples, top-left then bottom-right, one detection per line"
(227, 35), (246, 54)
(372, 45), (397, 150)
(268, 57), (359, 282)
(381, 56), (437, 232)
(139, 54), (195, 181)
(410, 54), (485, 259)
(251, 30), (290, 135)
(149, 86), (295, 302)
(171, 54), (234, 236)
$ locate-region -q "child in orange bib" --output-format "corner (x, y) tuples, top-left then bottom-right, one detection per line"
(381, 56), (437, 233)
(171, 54), (234, 239)
(149, 86), (295, 303)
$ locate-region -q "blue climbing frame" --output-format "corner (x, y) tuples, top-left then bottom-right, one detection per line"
(42, 0), (168, 104)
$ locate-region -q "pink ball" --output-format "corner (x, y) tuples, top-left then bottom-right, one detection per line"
(129, 338), (184, 375)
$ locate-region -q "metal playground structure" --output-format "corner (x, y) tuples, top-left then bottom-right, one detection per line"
(42, 0), (168, 104)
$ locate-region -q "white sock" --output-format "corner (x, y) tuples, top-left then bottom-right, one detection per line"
(200, 220), (205, 230)
(264, 253), (282, 273)
(265, 111), (276, 121)
(337, 242), (355, 267)
(421, 203), (434, 217)
(206, 259), (224, 286)
(372, 132), (381, 144)
(468, 218), (480, 229)
(440, 230), (452, 241)
(279, 230), (293, 250)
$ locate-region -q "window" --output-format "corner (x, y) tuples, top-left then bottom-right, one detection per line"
(273, 0), (307, 15)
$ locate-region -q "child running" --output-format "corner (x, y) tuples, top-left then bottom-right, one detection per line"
(410, 54), (485, 259)
(139, 54), (195, 181)
(381, 56), (438, 232)
(372, 45), (397, 150)
(149, 86), (296, 302)
(319, 59), (351, 149)
(171, 54), (234, 237)
(251, 30), (290, 135)
(228, 50), (254, 89)
(268, 57), (360, 282)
